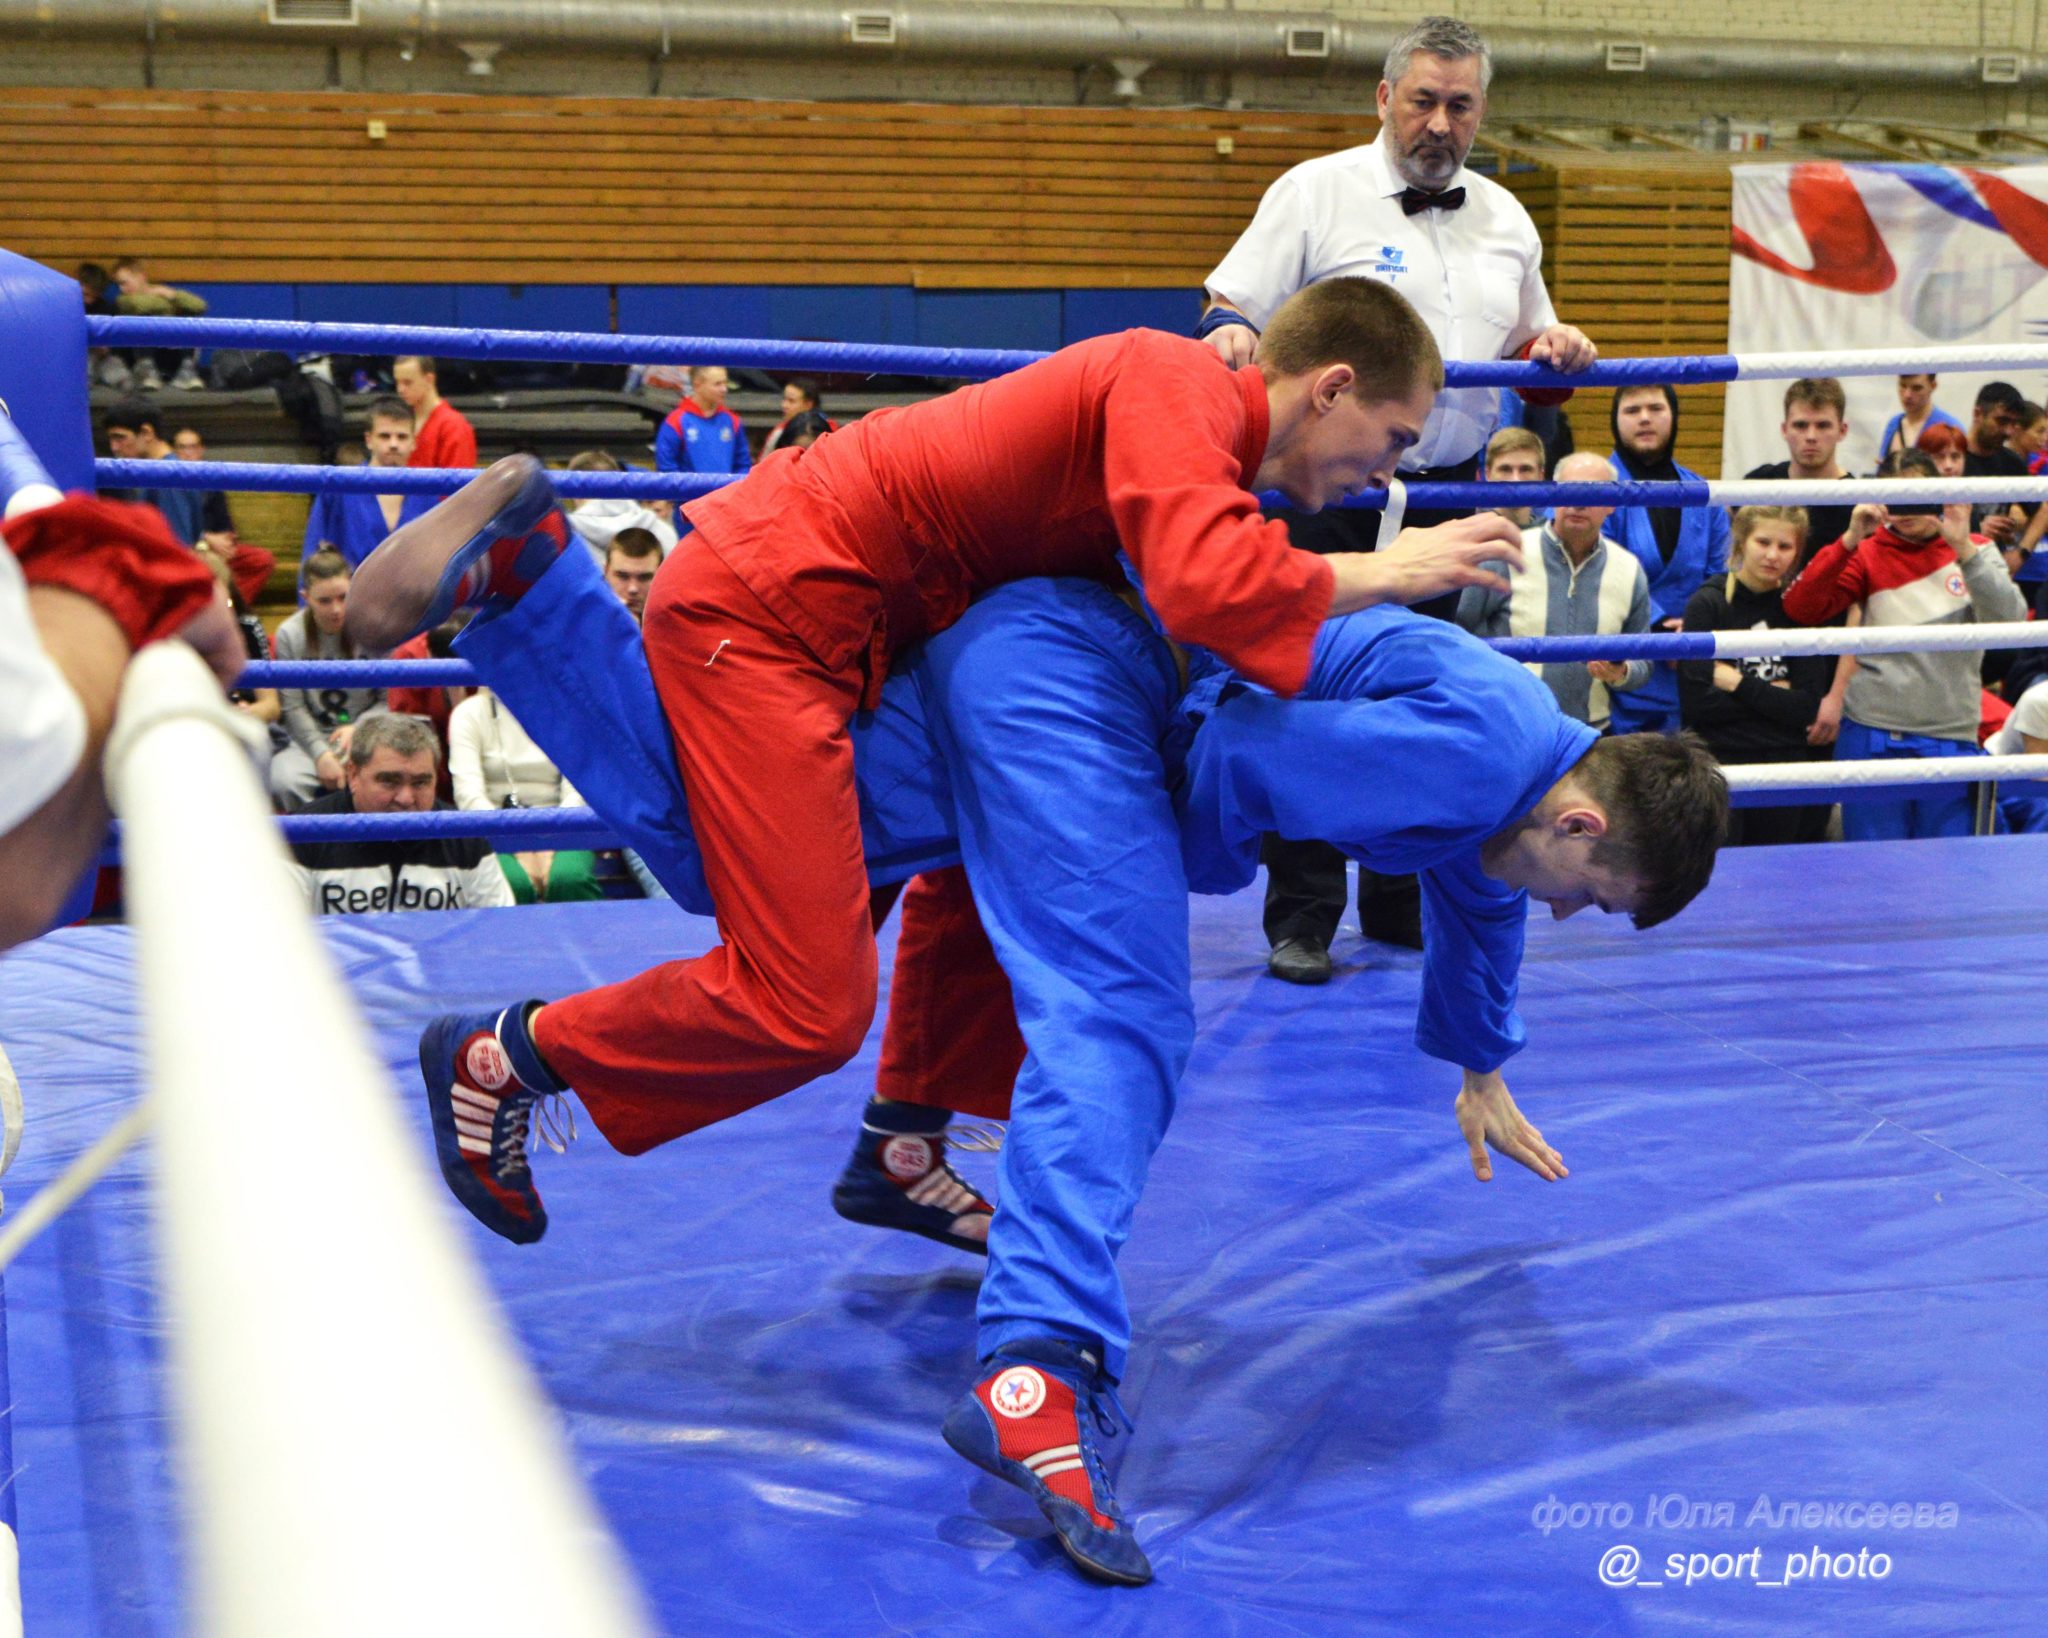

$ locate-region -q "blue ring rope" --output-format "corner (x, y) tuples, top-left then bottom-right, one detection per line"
(97, 457), (1710, 515)
(86, 313), (1733, 391)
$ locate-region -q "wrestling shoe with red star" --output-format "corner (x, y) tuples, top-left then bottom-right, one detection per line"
(420, 1002), (571, 1245)
(831, 1098), (995, 1255)
(942, 1336), (1151, 1586)
(345, 453), (569, 651)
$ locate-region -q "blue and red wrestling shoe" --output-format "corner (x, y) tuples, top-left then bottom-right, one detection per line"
(831, 1099), (994, 1255)
(420, 1003), (572, 1245)
(344, 453), (569, 652)
(942, 1336), (1152, 1586)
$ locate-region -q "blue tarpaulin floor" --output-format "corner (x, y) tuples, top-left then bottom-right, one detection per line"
(2, 837), (2045, 1636)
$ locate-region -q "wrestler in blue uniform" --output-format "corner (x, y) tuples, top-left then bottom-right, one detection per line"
(450, 541), (1674, 1585)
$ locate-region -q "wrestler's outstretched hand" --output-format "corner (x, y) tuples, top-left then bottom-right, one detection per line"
(1454, 1069), (1567, 1182)
(1327, 513), (1526, 613)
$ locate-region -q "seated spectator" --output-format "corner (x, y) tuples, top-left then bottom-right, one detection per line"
(1743, 377), (1853, 565)
(762, 377), (833, 456)
(2006, 405), (2048, 588)
(777, 410), (833, 452)
(102, 398), (208, 547)
(170, 426), (237, 543)
(287, 715), (514, 915)
(303, 396), (437, 577)
(110, 256), (207, 391)
(194, 541), (282, 769)
(79, 261), (130, 389)
(656, 365), (751, 477)
(1986, 677), (2048, 834)
(448, 690), (601, 904)
(1479, 425), (1546, 530)
(270, 550), (388, 811)
(1919, 421), (1968, 479)
(561, 449), (678, 563)
(1877, 373), (1961, 465)
(1605, 385), (1729, 734)
(1783, 449), (2026, 840)
(394, 356), (478, 470)
(1455, 452), (1652, 731)
(1679, 507), (1833, 846)
(604, 528), (664, 623)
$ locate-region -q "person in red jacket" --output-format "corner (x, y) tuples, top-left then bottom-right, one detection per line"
(395, 355), (478, 471)
(346, 277), (1526, 1243)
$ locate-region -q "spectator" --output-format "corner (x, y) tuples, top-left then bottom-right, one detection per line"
(561, 449), (678, 564)
(394, 356), (478, 471)
(1456, 452), (1651, 730)
(270, 549), (388, 811)
(79, 262), (130, 389)
(1743, 378), (1853, 565)
(102, 398), (208, 546)
(778, 410), (833, 452)
(303, 396), (436, 576)
(1604, 384), (1730, 734)
(1962, 381), (2026, 549)
(604, 528), (664, 623)
(169, 425), (280, 605)
(109, 256), (207, 391)
(1783, 448), (2026, 840)
(1986, 677), (2048, 834)
(193, 539), (283, 784)
(656, 365), (751, 478)
(1480, 425), (1546, 529)
(287, 714), (514, 915)
(762, 378), (833, 456)
(448, 690), (601, 905)
(1919, 420), (1968, 479)
(385, 614), (478, 803)
(1877, 373), (1961, 466)
(1678, 507), (1833, 846)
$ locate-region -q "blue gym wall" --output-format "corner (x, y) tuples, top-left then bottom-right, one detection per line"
(177, 283), (1203, 354)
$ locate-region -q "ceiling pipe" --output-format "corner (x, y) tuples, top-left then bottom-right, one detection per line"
(0, 0), (2029, 91)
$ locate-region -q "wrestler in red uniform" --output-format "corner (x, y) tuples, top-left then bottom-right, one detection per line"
(349, 278), (1524, 1242)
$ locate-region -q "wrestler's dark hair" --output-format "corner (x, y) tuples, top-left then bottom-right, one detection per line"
(365, 394), (412, 427)
(1258, 278), (1444, 405)
(1570, 730), (1727, 930)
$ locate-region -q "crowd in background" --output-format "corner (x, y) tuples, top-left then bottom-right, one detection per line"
(86, 337), (2048, 924)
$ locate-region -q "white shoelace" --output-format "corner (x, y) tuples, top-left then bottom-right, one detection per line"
(947, 1121), (1005, 1154)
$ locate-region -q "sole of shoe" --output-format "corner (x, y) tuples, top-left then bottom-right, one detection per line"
(418, 1014), (546, 1245)
(831, 1189), (991, 1257)
(345, 453), (542, 652)
(941, 1399), (1153, 1587)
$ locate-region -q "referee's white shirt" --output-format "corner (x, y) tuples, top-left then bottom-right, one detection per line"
(1205, 133), (1557, 472)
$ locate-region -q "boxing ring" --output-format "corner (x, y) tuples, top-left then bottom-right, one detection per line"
(4, 281), (2048, 1630)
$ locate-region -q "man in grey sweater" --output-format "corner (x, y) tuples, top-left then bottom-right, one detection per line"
(1456, 452), (1653, 730)
(1783, 448), (2027, 839)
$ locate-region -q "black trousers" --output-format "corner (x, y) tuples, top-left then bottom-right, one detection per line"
(1262, 457), (1478, 949)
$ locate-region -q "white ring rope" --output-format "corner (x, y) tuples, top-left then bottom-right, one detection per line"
(102, 639), (651, 1638)
(1725, 754), (2048, 792)
(1702, 622), (2048, 660)
(1734, 343), (2048, 380)
(1709, 477), (2048, 506)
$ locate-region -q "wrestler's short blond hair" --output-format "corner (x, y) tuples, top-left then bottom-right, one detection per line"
(1258, 278), (1444, 406)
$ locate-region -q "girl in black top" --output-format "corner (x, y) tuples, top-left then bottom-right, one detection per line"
(1679, 506), (1835, 846)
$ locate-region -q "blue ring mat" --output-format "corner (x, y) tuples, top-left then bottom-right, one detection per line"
(2, 836), (2045, 1635)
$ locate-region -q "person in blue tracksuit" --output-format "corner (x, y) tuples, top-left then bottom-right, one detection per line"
(1605, 384), (1730, 734)
(653, 365), (752, 478)
(438, 535), (1727, 1585)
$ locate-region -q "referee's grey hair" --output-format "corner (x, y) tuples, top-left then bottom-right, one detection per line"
(1383, 16), (1493, 91)
(349, 713), (441, 768)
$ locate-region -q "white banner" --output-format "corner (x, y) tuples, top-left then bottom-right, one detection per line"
(1724, 161), (2048, 478)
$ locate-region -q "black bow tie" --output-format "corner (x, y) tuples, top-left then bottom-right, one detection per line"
(1399, 185), (1466, 216)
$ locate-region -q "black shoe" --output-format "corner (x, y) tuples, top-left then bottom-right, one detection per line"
(1266, 936), (1332, 985)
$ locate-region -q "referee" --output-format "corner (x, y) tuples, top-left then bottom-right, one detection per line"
(1200, 13), (1597, 980)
